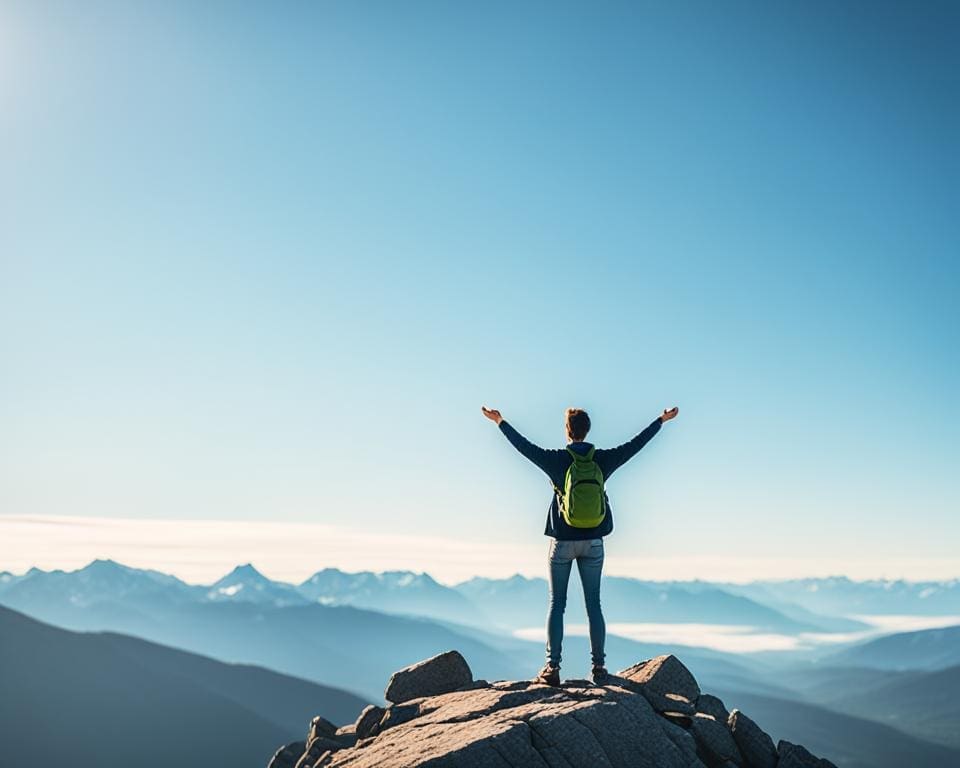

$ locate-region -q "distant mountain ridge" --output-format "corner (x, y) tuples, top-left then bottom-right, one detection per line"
(5, 562), (956, 630)
(7, 561), (960, 652)
(208, 564), (310, 606)
(2, 560), (851, 632)
(299, 567), (481, 625)
(724, 576), (960, 617)
(0, 558), (202, 607)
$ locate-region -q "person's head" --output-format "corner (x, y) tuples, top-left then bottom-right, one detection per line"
(565, 408), (591, 443)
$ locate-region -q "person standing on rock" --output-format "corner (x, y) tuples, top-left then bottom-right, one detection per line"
(481, 404), (679, 686)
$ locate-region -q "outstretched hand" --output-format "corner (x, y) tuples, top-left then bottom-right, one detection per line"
(481, 406), (503, 425)
(660, 406), (679, 423)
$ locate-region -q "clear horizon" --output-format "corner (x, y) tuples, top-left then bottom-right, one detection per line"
(2, 514), (957, 586)
(2, 2), (958, 583)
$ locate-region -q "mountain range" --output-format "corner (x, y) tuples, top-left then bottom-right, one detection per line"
(724, 576), (960, 617)
(0, 560), (781, 701)
(4, 560), (912, 634)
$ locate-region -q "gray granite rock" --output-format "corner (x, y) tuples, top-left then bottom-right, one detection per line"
(308, 716), (338, 741)
(690, 713), (742, 767)
(270, 652), (834, 768)
(354, 704), (386, 739)
(333, 731), (357, 750)
(319, 679), (698, 767)
(727, 709), (776, 768)
(267, 740), (305, 768)
(697, 694), (729, 725)
(661, 710), (694, 729)
(618, 655), (701, 714)
(457, 678), (490, 692)
(378, 701), (425, 733)
(491, 679), (535, 691)
(308, 736), (343, 754)
(294, 735), (342, 768)
(661, 694), (697, 717)
(660, 717), (703, 766)
(384, 650), (473, 704)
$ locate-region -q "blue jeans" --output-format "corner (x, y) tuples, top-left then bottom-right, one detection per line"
(546, 538), (605, 668)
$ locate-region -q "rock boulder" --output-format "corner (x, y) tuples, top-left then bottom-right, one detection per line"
(690, 713), (743, 766)
(384, 650), (473, 704)
(728, 709), (777, 768)
(777, 740), (839, 768)
(267, 740), (304, 768)
(619, 654), (701, 714)
(308, 716), (338, 741)
(697, 694), (730, 724)
(353, 704), (385, 739)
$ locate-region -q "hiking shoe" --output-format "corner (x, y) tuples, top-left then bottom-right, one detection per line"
(535, 663), (561, 686)
(591, 665), (609, 684)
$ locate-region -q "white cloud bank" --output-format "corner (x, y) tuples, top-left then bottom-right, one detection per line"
(514, 614), (960, 654)
(0, 514), (956, 585)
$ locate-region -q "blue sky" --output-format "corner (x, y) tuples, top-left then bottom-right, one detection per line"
(1, 1), (957, 582)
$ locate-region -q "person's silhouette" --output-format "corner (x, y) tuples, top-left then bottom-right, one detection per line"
(482, 404), (678, 684)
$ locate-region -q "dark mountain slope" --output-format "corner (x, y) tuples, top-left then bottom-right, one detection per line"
(793, 665), (960, 750)
(0, 606), (367, 768)
(825, 624), (960, 670)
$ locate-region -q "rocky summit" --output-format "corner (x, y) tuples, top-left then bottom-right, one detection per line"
(268, 651), (837, 768)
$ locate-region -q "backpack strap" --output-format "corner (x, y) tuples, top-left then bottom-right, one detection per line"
(552, 482), (565, 510)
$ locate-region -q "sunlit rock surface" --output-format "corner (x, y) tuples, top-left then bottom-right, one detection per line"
(268, 651), (837, 768)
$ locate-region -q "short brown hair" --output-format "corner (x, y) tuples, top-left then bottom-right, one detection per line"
(565, 408), (591, 441)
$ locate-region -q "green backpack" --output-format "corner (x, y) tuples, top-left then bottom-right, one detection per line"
(554, 447), (606, 528)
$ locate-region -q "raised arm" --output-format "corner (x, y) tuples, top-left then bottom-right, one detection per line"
(482, 405), (563, 478)
(599, 406), (678, 477)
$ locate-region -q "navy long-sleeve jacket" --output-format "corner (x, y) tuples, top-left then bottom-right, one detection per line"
(498, 418), (662, 540)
